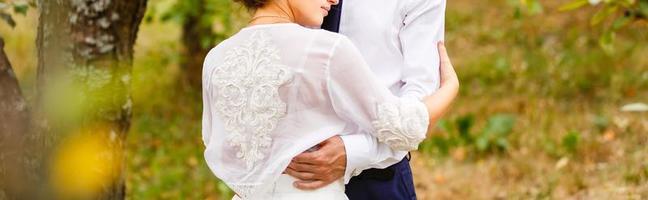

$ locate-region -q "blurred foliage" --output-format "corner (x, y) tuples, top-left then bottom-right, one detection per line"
(143, 0), (248, 89)
(560, 0), (648, 52)
(561, 131), (581, 154)
(510, 0), (545, 16)
(508, 0), (647, 52)
(420, 114), (517, 158)
(146, 0), (244, 49)
(0, 0), (34, 28)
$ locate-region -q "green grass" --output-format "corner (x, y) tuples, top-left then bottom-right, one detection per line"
(413, 1), (648, 198)
(126, 18), (232, 199)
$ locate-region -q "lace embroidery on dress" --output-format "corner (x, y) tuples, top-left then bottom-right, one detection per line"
(211, 30), (293, 170)
(230, 184), (257, 200)
(372, 98), (429, 151)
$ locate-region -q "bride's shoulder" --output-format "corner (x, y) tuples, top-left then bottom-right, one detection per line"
(296, 28), (354, 50)
(204, 34), (239, 59)
(311, 28), (347, 41)
(276, 24), (345, 41)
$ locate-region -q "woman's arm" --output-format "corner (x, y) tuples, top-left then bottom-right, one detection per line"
(327, 36), (430, 151)
(288, 41), (459, 190)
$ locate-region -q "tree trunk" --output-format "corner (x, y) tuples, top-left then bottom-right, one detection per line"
(181, 0), (212, 91)
(0, 37), (31, 200)
(36, 0), (147, 199)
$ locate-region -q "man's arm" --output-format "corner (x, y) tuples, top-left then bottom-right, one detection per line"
(339, 132), (409, 179)
(284, 136), (347, 189)
(285, 132), (407, 189)
(286, 0), (447, 189)
(342, 0), (449, 180)
(400, 0), (447, 99)
(340, 0), (449, 180)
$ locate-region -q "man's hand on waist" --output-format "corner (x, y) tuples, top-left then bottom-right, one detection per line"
(284, 136), (346, 190)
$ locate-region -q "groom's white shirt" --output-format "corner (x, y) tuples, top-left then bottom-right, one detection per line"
(337, 0), (447, 182)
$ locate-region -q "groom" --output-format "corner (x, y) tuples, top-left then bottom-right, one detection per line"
(285, 0), (447, 199)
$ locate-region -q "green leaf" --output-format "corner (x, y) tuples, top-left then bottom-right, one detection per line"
(496, 137), (509, 150)
(638, 1), (648, 17)
(418, 139), (434, 155)
(456, 114), (474, 142)
(482, 114), (516, 136)
(598, 31), (615, 53)
(474, 114), (516, 152)
(13, 2), (29, 15)
(590, 5), (618, 26)
(476, 135), (489, 152)
(513, 6), (522, 19)
(593, 115), (609, 131)
(432, 136), (450, 155)
(542, 138), (559, 157)
(561, 131), (580, 153)
(527, 0), (544, 15)
(437, 119), (451, 133)
(611, 15), (631, 30)
(559, 0), (589, 11)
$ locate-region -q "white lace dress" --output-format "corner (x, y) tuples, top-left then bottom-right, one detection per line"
(202, 23), (429, 200)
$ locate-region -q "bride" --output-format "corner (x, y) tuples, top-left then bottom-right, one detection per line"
(201, 0), (459, 199)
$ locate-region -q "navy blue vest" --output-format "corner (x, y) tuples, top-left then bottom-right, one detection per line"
(321, 0), (343, 33)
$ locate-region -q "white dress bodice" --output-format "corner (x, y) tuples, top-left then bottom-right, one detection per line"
(202, 23), (429, 199)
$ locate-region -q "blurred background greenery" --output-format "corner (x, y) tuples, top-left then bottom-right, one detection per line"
(1, 0), (646, 199)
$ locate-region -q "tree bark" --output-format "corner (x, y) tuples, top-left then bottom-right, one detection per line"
(0, 37), (31, 200)
(181, 0), (212, 91)
(36, 0), (147, 199)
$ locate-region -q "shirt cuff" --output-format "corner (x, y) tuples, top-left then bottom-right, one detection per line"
(339, 133), (375, 184)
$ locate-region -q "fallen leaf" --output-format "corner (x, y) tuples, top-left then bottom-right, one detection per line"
(188, 156), (199, 167)
(602, 129), (615, 142)
(434, 173), (446, 185)
(613, 116), (630, 129)
(452, 147), (466, 161)
(555, 157), (569, 170)
(621, 103), (648, 112)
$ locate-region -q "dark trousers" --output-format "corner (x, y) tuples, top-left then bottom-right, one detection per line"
(345, 157), (417, 200)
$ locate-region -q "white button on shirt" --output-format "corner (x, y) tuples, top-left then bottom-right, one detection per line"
(337, 0), (447, 183)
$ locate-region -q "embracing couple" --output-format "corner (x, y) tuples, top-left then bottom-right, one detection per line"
(201, 0), (456, 199)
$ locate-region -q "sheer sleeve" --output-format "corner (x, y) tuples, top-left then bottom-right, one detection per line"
(326, 36), (430, 151)
(202, 48), (216, 146)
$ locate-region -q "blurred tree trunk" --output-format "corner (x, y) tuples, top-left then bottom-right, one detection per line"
(170, 0), (239, 91)
(0, 37), (31, 199)
(181, 0), (212, 91)
(36, 0), (147, 199)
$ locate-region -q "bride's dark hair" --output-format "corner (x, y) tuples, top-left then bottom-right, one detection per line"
(234, 0), (268, 9)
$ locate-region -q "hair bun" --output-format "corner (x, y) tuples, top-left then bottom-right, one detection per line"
(233, 0), (268, 10)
